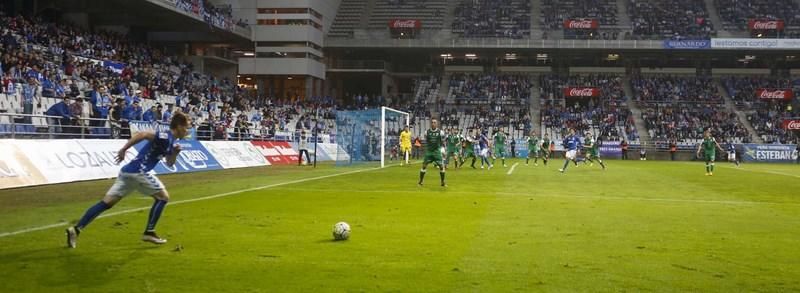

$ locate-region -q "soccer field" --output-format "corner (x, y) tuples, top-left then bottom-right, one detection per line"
(1, 160), (798, 292)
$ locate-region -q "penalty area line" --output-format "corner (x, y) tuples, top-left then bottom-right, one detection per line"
(0, 166), (384, 239)
(507, 163), (519, 175)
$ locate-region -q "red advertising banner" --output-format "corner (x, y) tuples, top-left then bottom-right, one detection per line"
(250, 141), (299, 165)
(563, 19), (599, 30)
(756, 89), (794, 100)
(389, 19), (421, 29)
(563, 87), (602, 97)
(748, 19), (785, 30)
(783, 119), (800, 130)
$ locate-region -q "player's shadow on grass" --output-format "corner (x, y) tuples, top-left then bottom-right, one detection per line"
(0, 244), (161, 290)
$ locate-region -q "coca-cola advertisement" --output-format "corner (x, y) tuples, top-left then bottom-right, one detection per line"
(748, 19), (785, 31)
(563, 87), (601, 97)
(563, 19), (599, 30)
(756, 89), (794, 100)
(389, 19), (421, 29)
(783, 119), (800, 130)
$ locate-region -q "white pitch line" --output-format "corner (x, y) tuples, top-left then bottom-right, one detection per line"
(717, 165), (800, 178)
(271, 187), (800, 206)
(0, 166), (382, 239)
(506, 163), (519, 175)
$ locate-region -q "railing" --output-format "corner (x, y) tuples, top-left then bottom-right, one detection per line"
(0, 113), (116, 139)
(0, 113), (329, 143)
(325, 37), (665, 49)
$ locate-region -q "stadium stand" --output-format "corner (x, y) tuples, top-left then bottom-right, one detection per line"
(640, 103), (750, 146)
(630, 75), (723, 104)
(447, 73), (532, 106)
(538, 74), (638, 144)
(632, 75), (749, 146)
(328, 0), (367, 38)
(452, 0), (532, 38)
(368, 0), (447, 30)
(722, 76), (800, 143)
(626, 0), (715, 39)
(715, 0), (800, 32)
(540, 0), (620, 40)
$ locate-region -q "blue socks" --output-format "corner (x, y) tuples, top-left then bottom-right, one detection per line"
(562, 160), (570, 171)
(146, 200), (168, 232)
(76, 201), (111, 231)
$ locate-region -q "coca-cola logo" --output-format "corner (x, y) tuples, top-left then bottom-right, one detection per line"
(570, 88), (594, 96)
(749, 19), (784, 30)
(753, 21), (779, 30)
(564, 19), (598, 29)
(564, 87), (600, 97)
(757, 89), (792, 100)
(785, 120), (800, 130)
(390, 20), (419, 28)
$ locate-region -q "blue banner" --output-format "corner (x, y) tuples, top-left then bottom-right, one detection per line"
(513, 139), (529, 158)
(103, 60), (126, 74)
(133, 140), (223, 174)
(663, 40), (711, 49)
(741, 144), (798, 163)
(599, 141), (622, 158)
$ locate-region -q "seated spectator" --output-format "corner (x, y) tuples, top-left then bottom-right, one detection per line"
(715, 0), (800, 32)
(640, 103), (749, 145)
(628, 0), (714, 39)
(452, 0), (531, 38)
(631, 75), (722, 104)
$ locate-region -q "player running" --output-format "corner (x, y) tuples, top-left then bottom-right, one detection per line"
(526, 131), (541, 166)
(65, 113), (191, 248)
(479, 129), (493, 169)
(399, 125), (412, 166)
(582, 132), (606, 170)
(419, 119), (446, 187)
(444, 128), (461, 169)
(559, 128), (581, 173)
(492, 130), (508, 167)
(726, 140), (740, 167)
(539, 134), (551, 166)
(697, 129), (725, 176)
(460, 129), (479, 169)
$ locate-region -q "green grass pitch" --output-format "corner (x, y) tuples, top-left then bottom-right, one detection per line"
(0, 159), (798, 292)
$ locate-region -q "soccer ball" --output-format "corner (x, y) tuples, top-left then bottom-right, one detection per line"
(332, 222), (350, 241)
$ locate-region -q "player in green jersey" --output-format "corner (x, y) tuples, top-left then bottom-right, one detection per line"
(539, 134), (551, 166)
(419, 119), (446, 186)
(526, 131), (541, 166)
(582, 132), (606, 170)
(492, 130), (508, 167)
(444, 128), (461, 169)
(461, 129), (480, 169)
(696, 129), (724, 176)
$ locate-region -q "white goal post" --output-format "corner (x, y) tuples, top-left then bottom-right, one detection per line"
(380, 106), (411, 168)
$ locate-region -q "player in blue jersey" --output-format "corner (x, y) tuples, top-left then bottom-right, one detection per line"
(478, 129), (493, 170)
(65, 113), (191, 248)
(726, 140), (740, 167)
(559, 128), (582, 173)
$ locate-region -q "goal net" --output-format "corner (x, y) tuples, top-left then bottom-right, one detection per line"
(334, 107), (410, 168)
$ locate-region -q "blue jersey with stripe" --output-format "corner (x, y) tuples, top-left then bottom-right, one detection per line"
(563, 135), (581, 151)
(479, 134), (490, 149)
(121, 130), (176, 173)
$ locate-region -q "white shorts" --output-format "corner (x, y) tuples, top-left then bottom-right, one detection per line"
(480, 148), (489, 157)
(565, 150), (577, 160)
(106, 172), (165, 197)
(728, 152), (736, 161)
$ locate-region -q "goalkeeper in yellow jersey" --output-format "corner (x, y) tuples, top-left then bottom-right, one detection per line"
(399, 125), (412, 166)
